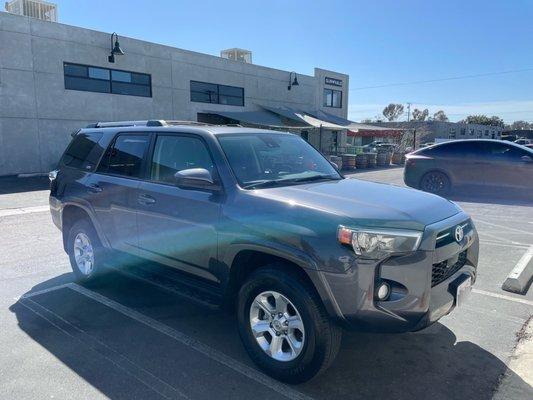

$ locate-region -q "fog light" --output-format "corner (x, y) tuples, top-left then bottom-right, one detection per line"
(376, 282), (390, 300)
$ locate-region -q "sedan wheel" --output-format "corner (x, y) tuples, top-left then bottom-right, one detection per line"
(420, 171), (451, 195)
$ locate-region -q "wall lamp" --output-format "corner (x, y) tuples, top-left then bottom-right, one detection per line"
(108, 32), (124, 63)
(288, 71), (299, 90)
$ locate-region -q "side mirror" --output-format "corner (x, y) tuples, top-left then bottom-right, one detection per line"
(174, 168), (220, 191)
(521, 155), (533, 163)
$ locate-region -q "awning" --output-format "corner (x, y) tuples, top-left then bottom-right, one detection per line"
(347, 129), (403, 137)
(203, 109), (285, 127)
(259, 105), (346, 130)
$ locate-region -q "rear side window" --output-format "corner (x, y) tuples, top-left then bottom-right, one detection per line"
(150, 135), (214, 184)
(98, 134), (150, 178)
(60, 132), (104, 171)
(422, 142), (473, 157)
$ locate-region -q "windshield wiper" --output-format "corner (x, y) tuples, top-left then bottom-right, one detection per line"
(243, 175), (340, 189)
(289, 174), (341, 183)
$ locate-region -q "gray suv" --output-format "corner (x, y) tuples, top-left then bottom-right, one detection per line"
(49, 120), (479, 383)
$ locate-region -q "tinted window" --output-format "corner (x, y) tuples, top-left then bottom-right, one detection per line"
(151, 136), (214, 184)
(190, 81), (244, 106)
(323, 89), (342, 108)
(480, 142), (528, 161)
(60, 132), (104, 170)
(422, 142), (473, 157)
(64, 63), (151, 98)
(98, 134), (150, 178)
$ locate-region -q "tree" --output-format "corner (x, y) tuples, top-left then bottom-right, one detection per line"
(432, 110), (449, 122)
(382, 103), (404, 121)
(411, 108), (429, 121)
(460, 115), (504, 127)
(510, 120), (532, 130)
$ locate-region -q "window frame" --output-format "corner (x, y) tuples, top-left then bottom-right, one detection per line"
(96, 132), (152, 180)
(63, 62), (152, 98)
(190, 80), (244, 107)
(59, 131), (104, 172)
(323, 88), (342, 108)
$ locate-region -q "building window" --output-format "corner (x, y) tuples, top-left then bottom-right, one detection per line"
(460, 128), (466, 135)
(63, 62), (152, 97)
(190, 81), (244, 106)
(323, 89), (342, 108)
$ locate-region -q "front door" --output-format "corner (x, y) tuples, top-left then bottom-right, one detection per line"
(136, 134), (221, 283)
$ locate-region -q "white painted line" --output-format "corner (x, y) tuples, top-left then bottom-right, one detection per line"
(0, 205), (49, 217)
(19, 297), (187, 400)
(502, 246), (533, 294)
(472, 288), (533, 307)
(67, 283), (313, 400)
(479, 240), (531, 250)
(19, 283), (73, 299)
(475, 219), (533, 236)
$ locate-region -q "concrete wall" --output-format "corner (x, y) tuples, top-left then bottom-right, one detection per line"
(0, 12), (349, 175)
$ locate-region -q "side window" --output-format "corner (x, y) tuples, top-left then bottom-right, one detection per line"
(60, 132), (104, 171)
(151, 136), (214, 184)
(98, 134), (150, 178)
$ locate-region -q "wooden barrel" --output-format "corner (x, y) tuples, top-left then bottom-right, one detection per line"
(377, 152), (391, 167)
(330, 155), (343, 170)
(355, 153), (368, 169)
(342, 154), (356, 170)
(367, 153), (377, 168)
(391, 152), (404, 165)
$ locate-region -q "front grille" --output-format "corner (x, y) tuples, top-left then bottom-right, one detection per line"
(432, 250), (467, 287)
(435, 219), (471, 248)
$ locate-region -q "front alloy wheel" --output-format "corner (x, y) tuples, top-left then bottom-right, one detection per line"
(250, 291), (305, 362)
(237, 265), (342, 383)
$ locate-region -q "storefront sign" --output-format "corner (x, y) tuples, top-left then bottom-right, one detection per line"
(325, 77), (343, 87)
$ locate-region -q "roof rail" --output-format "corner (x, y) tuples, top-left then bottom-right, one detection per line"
(85, 120), (213, 129)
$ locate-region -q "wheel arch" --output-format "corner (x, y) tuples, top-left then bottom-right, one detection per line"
(61, 203), (109, 251)
(223, 246), (342, 320)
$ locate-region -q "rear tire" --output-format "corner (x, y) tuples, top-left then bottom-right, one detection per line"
(237, 264), (342, 383)
(420, 170), (451, 195)
(66, 219), (105, 282)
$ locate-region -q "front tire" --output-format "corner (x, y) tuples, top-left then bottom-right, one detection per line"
(66, 219), (104, 282)
(420, 170), (451, 195)
(237, 265), (342, 383)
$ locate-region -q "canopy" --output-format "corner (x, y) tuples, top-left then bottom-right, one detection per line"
(204, 109), (284, 127)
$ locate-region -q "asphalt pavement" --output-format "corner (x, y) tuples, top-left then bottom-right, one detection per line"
(0, 170), (532, 400)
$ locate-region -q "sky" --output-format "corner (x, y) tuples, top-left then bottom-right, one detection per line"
(52, 0), (533, 123)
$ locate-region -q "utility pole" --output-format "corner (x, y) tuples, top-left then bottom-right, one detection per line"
(407, 102), (412, 122)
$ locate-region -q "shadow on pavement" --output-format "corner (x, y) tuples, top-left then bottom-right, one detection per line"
(0, 175), (49, 195)
(10, 271), (533, 400)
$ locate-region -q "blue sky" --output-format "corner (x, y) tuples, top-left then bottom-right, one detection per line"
(53, 0), (533, 123)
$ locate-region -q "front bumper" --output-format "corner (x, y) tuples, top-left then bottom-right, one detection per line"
(321, 212), (479, 332)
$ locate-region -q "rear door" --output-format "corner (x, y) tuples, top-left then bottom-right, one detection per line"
(423, 142), (480, 187)
(136, 133), (222, 283)
(86, 132), (151, 254)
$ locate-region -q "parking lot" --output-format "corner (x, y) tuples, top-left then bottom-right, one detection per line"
(1, 168), (532, 400)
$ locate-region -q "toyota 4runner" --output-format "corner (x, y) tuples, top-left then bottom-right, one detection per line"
(49, 120), (479, 383)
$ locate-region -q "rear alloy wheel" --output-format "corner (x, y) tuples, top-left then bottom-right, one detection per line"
(420, 171), (451, 195)
(67, 219), (104, 282)
(237, 265), (342, 383)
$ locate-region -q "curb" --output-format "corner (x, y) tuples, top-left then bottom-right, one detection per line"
(502, 246), (533, 294)
(493, 317), (533, 399)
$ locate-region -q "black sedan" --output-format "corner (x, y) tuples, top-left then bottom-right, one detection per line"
(404, 139), (533, 197)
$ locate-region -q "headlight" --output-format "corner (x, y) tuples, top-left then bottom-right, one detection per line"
(337, 226), (423, 259)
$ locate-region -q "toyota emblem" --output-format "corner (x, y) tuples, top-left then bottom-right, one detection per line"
(454, 225), (464, 242)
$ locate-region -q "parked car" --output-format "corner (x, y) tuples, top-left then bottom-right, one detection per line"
(362, 141), (398, 153)
(50, 120), (479, 383)
(515, 138), (533, 146)
(404, 139), (533, 196)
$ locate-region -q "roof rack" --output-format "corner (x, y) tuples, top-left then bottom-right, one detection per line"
(85, 120), (213, 128)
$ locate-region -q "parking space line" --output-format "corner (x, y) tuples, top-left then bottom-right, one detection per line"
(19, 296), (188, 400)
(475, 219), (533, 236)
(0, 205), (49, 217)
(479, 240), (531, 250)
(66, 283), (314, 400)
(19, 283), (73, 299)
(472, 289), (533, 306)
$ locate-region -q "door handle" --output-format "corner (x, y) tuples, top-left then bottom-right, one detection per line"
(138, 193), (156, 205)
(87, 183), (102, 193)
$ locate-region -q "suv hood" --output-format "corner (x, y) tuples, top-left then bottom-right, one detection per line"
(252, 178), (461, 230)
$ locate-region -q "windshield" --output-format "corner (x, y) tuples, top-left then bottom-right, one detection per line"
(217, 133), (342, 188)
